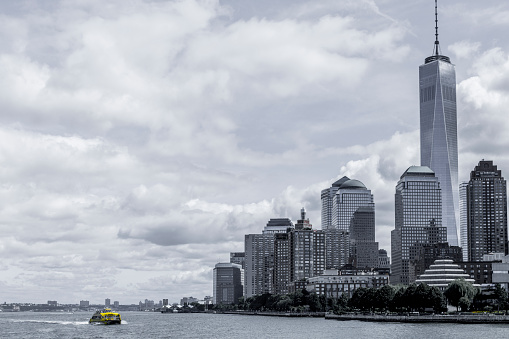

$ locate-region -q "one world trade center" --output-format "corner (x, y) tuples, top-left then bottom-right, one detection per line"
(419, 1), (459, 246)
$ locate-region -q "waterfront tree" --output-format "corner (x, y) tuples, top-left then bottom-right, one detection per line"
(336, 293), (349, 313)
(348, 287), (368, 311)
(414, 283), (432, 311)
(494, 283), (508, 310)
(390, 286), (407, 312)
(444, 279), (477, 311)
(375, 285), (395, 311)
(430, 286), (447, 313)
(402, 284), (419, 311)
(458, 297), (471, 312)
(275, 295), (292, 311)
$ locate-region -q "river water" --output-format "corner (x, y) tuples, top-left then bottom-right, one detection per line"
(1, 311), (508, 338)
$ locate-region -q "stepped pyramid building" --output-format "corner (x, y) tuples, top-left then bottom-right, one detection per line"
(415, 259), (474, 291)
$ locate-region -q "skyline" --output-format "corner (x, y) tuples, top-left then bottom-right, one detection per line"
(1, 0), (509, 304)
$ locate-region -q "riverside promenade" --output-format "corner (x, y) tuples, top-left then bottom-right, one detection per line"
(222, 311), (325, 318)
(325, 313), (509, 324)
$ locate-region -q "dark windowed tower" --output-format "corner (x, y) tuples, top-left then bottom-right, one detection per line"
(463, 160), (508, 261)
(213, 263), (243, 305)
(349, 206), (379, 269)
(419, 0), (459, 246)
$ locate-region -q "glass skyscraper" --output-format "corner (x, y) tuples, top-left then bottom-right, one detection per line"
(320, 177), (376, 269)
(391, 166), (446, 285)
(331, 179), (374, 231)
(321, 176), (349, 230)
(419, 5), (459, 246)
(213, 263), (243, 305)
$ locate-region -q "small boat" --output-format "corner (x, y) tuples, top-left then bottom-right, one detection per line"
(89, 308), (121, 325)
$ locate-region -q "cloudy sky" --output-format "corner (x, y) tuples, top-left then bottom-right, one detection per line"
(1, 0), (509, 305)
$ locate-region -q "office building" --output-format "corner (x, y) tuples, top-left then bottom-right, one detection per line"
(331, 179), (374, 231)
(462, 160), (508, 261)
(377, 249), (390, 270)
(349, 206), (378, 268)
(273, 209), (326, 294)
(273, 232), (292, 294)
(419, 2), (459, 246)
(213, 263), (243, 305)
(391, 166), (447, 284)
(263, 218), (294, 234)
(306, 268), (389, 299)
(230, 252), (245, 269)
(459, 181), (469, 261)
(458, 261), (493, 285)
(105, 298), (110, 307)
(325, 229), (349, 269)
(244, 218), (294, 297)
(321, 176), (350, 230)
(245, 233), (275, 297)
(322, 178), (375, 269)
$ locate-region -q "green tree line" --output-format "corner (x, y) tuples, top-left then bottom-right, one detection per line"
(212, 279), (509, 314)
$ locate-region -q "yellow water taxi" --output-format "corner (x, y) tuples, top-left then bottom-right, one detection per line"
(89, 308), (121, 325)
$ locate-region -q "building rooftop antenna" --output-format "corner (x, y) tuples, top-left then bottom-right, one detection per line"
(434, 0), (440, 56)
(425, 0), (449, 63)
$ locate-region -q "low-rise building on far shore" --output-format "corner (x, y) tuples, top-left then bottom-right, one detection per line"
(306, 267), (389, 299)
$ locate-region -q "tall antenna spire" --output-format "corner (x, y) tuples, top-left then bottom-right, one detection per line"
(434, 0), (440, 56)
(425, 0), (450, 64)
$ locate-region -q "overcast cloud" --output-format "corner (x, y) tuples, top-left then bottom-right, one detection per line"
(1, 0), (509, 304)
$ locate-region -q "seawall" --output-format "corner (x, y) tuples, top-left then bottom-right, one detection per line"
(221, 311), (325, 318)
(325, 313), (509, 324)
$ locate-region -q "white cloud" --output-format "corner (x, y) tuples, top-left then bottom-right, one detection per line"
(448, 40), (481, 60)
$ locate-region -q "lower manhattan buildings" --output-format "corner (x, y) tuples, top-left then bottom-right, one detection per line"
(244, 213), (326, 297)
(273, 209), (326, 294)
(391, 166), (446, 285)
(321, 178), (377, 269)
(460, 160), (508, 262)
(213, 263), (243, 305)
(349, 206), (378, 269)
(244, 218), (293, 297)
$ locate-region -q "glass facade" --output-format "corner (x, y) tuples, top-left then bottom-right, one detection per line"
(391, 166), (447, 285)
(331, 181), (374, 231)
(459, 182), (469, 261)
(321, 176), (349, 230)
(349, 206), (378, 268)
(419, 57), (459, 246)
(323, 179), (376, 269)
(213, 263), (243, 305)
